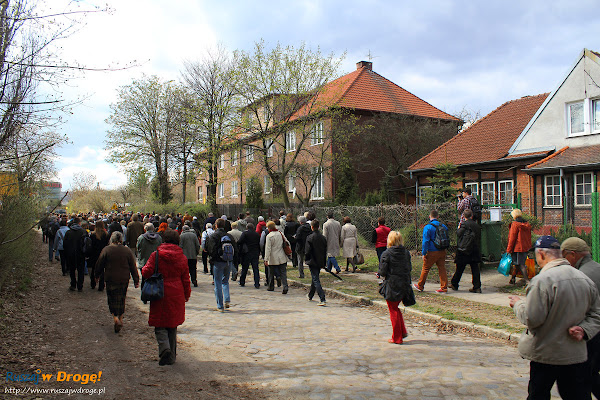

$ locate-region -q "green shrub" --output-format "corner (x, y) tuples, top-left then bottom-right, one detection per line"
(548, 224), (592, 247)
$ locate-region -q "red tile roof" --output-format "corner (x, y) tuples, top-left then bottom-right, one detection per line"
(290, 65), (459, 122)
(526, 145), (600, 170)
(408, 93), (549, 171)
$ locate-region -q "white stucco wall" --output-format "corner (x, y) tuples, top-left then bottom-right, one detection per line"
(511, 51), (600, 154)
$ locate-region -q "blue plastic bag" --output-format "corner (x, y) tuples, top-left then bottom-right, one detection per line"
(498, 253), (512, 277)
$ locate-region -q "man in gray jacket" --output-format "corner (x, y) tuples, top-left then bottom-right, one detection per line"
(180, 225), (200, 287)
(562, 237), (600, 399)
(509, 235), (600, 399)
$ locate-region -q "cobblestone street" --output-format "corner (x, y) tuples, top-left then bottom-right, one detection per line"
(176, 271), (540, 400)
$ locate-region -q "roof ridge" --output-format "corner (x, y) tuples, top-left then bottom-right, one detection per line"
(408, 93), (548, 170)
(526, 146), (569, 168)
(334, 67), (364, 106)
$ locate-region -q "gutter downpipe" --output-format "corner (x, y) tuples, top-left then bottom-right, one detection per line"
(560, 168), (567, 225)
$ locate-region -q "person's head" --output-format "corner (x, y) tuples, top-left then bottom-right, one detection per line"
(298, 215), (306, 224)
(327, 211), (334, 219)
(73, 217), (81, 225)
(246, 223), (255, 231)
(429, 209), (439, 220)
(144, 222), (154, 232)
(163, 229), (180, 245)
(221, 215), (227, 221)
(110, 231), (123, 245)
(215, 218), (225, 229)
(182, 225), (190, 232)
(239, 213), (245, 220)
(279, 210), (285, 217)
(266, 221), (276, 231)
(205, 223), (212, 230)
(462, 187), (472, 196)
(274, 218), (281, 227)
(510, 208), (522, 220)
(59, 218), (67, 227)
(167, 218), (172, 224)
(246, 211), (251, 217)
(463, 209), (473, 220)
(533, 236), (562, 268)
(120, 220), (126, 226)
(231, 221), (238, 229)
(377, 216), (385, 226)
(304, 211), (309, 218)
(343, 216), (351, 224)
(208, 212), (214, 217)
(132, 214), (138, 222)
(158, 222), (168, 232)
(387, 231), (404, 248)
(286, 213), (294, 222)
(561, 237), (591, 267)
(311, 219), (320, 231)
(185, 220), (192, 227)
(258, 216), (264, 222)
(307, 211), (316, 221)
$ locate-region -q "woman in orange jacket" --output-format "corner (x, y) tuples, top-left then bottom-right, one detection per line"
(506, 209), (532, 284)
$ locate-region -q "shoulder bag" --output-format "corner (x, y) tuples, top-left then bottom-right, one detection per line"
(141, 249), (164, 304)
(280, 232), (292, 257)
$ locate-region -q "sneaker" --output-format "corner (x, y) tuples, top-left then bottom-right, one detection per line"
(449, 283), (458, 291)
(435, 288), (447, 293)
(412, 283), (423, 292)
(317, 301), (326, 306)
(225, 301), (230, 309)
(469, 288), (482, 293)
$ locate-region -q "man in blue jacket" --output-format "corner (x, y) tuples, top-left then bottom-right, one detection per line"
(414, 210), (448, 293)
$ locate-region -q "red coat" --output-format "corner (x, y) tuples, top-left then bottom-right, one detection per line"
(256, 220), (266, 233)
(506, 220), (532, 253)
(142, 243), (191, 328)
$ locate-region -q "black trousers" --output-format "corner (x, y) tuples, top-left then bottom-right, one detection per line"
(201, 250), (213, 274)
(69, 258), (85, 290)
(587, 332), (600, 399)
(59, 250), (68, 275)
(528, 360), (590, 400)
(451, 257), (481, 290)
(187, 258), (197, 284)
(240, 253), (260, 287)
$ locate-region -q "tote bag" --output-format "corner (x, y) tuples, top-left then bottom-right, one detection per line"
(141, 249), (164, 304)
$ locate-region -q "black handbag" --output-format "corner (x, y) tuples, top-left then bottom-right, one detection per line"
(141, 249), (164, 304)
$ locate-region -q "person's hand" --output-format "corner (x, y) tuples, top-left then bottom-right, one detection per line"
(508, 295), (521, 308)
(264, 261), (268, 267)
(568, 326), (585, 341)
(134, 282), (139, 288)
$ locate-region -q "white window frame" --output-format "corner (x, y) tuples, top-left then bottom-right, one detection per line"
(218, 183), (224, 199)
(310, 121), (324, 146)
(574, 172), (593, 206)
(231, 150), (238, 166)
(231, 180), (238, 198)
(566, 98), (600, 137)
(464, 182), (479, 199)
(480, 181), (495, 205)
(245, 146), (254, 163)
(266, 139), (273, 158)
(417, 185), (431, 205)
(544, 175), (562, 207)
(311, 167), (324, 200)
(593, 98), (600, 134)
(498, 180), (514, 205)
(264, 176), (271, 194)
(288, 171), (296, 192)
(197, 186), (203, 202)
(219, 154), (225, 170)
(286, 130), (296, 153)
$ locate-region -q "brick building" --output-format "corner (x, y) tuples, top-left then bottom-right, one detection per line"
(196, 61), (460, 206)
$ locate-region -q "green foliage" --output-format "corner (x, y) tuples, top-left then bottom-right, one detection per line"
(423, 163), (459, 203)
(334, 151), (358, 205)
(548, 224), (592, 247)
(362, 190), (384, 206)
(150, 176), (173, 204)
(245, 177), (264, 209)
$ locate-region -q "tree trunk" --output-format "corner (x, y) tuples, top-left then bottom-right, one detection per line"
(182, 161), (187, 204)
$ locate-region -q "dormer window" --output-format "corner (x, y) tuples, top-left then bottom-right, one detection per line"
(593, 99), (600, 132)
(567, 101), (584, 135)
(567, 98), (600, 136)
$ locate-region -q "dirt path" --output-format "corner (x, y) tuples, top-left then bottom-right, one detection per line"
(0, 232), (269, 400)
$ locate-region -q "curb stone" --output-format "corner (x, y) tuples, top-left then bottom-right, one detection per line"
(287, 278), (521, 344)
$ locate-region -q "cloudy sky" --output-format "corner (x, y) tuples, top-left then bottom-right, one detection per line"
(46, 0), (600, 190)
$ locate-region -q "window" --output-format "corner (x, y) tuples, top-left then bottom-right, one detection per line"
(218, 183), (224, 198)
(498, 180), (514, 205)
(574, 172), (593, 206)
(231, 180), (238, 197)
(464, 182), (479, 199)
(219, 154), (225, 169)
(544, 175), (562, 207)
(593, 99), (600, 133)
(264, 176), (271, 194)
(288, 172), (296, 192)
(481, 182), (495, 205)
(197, 186), (203, 202)
(245, 146), (254, 163)
(417, 185), (431, 205)
(311, 121), (324, 145)
(568, 101), (584, 135)
(266, 139), (273, 158)
(231, 150), (238, 166)
(286, 131), (296, 152)
(311, 167), (324, 199)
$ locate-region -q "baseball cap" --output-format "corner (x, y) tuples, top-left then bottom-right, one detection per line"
(530, 235), (561, 251)
(560, 237), (590, 253)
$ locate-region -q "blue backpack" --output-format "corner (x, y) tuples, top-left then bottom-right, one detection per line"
(219, 235), (235, 262)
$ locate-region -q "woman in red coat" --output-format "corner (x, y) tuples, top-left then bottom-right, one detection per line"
(506, 208), (532, 285)
(142, 229), (191, 366)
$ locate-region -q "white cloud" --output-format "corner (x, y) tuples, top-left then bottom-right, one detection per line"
(55, 146), (127, 190)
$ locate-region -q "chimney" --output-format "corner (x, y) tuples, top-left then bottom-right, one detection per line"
(356, 61), (372, 70)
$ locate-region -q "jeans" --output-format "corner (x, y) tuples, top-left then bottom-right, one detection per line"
(240, 253), (260, 287)
(326, 256), (340, 273)
(155, 327), (177, 361)
(376, 247), (386, 261)
(267, 264), (288, 291)
(48, 237), (55, 261)
(308, 266), (325, 302)
(230, 261), (238, 280)
(297, 251), (305, 278)
(213, 261), (231, 310)
(417, 250), (448, 291)
(528, 361), (589, 400)
(451, 258), (481, 290)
